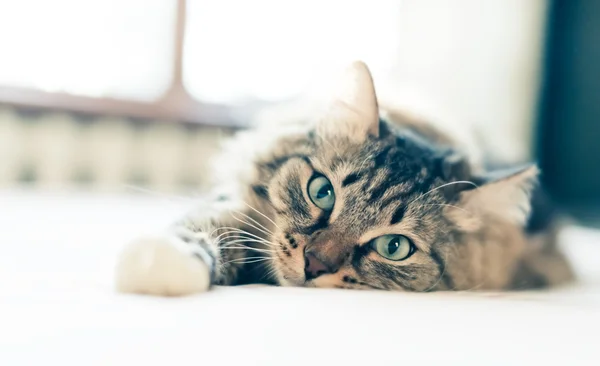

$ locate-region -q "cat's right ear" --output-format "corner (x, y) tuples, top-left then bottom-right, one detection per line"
(317, 61), (380, 142)
(448, 164), (539, 231)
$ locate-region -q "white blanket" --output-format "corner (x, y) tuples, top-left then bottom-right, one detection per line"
(1, 191), (599, 365)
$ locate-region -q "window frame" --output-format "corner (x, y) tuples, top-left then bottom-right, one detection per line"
(0, 0), (247, 127)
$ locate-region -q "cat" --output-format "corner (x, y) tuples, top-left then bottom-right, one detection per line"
(115, 61), (573, 296)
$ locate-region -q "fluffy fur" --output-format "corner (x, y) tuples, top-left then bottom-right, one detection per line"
(115, 62), (573, 296)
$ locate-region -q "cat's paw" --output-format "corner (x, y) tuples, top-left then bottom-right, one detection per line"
(115, 235), (211, 296)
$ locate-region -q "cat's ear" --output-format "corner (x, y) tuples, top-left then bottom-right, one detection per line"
(449, 165), (539, 230)
(318, 61), (379, 141)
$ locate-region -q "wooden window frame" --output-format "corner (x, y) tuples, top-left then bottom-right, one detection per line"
(0, 0), (248, 128)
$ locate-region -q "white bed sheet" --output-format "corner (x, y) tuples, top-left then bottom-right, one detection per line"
(1, 191), (599, 365)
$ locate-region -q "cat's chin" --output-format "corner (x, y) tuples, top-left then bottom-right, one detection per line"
(277, 274), (333, 288)
(274, 270), (308, 287)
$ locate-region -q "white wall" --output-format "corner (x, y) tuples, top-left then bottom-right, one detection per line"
(249, 1), (548, 163)
(382, 0), (548, 162)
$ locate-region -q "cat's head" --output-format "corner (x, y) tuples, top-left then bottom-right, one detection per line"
(267, 62), (538, 291)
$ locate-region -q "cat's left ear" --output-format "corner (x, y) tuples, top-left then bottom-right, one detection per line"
(450, 165), (539, 230)
(318, 61), (379, 141)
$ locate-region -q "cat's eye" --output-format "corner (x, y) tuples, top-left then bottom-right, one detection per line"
(307, 175), (335, 210)
(371, 235), (415, 261)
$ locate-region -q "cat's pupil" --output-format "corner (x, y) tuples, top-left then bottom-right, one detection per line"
(316, 185), (332, 199)
(388, 239), (399, 254)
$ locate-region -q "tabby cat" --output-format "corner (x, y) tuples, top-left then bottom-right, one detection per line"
(115, 61), (573, 295)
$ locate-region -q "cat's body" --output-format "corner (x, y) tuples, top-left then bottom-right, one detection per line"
(116, 62), (573, 296)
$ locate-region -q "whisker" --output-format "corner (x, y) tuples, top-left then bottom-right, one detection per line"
(220, 237), (272, 246)
(423, 249), (449, 292)
(230, 213), (273, 238)
(242, 201), (282, 231)
(221, 238), (275, 248)
(357, 154), (373, 173)
(217, 232), (270, 242)
(214, 228), (252, 240)
(214, 227), (269, 243)
(357, 282), (386, 291)
(221, 244), (275, 251)
(457, 281), (485, 292)
(260, 263), (279, 282)
(424, 203), (474, 216)
(223, 255), (272, 261)
(221, 246), (275, 253)
(232, 209), (274, 234)
(214, 233), (273, 249)
(222, 257), (272, 265)
(409, 180), (478, 205)
(221, 246), (276, 254)
(215, 236), (256, 248)
(208, 226), (223, 237)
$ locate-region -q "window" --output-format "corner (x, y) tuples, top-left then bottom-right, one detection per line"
(0, 0), (548, 163)
(184, 0), (402, 104)
(0, 0), (176, 101)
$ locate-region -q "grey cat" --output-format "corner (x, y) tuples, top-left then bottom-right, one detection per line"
(115, 62), (573, 295)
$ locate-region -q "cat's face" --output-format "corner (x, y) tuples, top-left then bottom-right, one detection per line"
(268, 128), (459, 291)
(265, 62), (537, 291)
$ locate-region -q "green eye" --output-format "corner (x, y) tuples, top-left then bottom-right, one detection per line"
(371, 235), (414, 261)
(307, 175), (335, 210)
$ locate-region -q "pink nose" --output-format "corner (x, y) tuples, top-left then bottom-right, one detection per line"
(304, 252), (330, 280)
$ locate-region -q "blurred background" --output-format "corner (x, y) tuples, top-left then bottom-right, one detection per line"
(2, 4), (599, 360)
(0, 0), (598, 224)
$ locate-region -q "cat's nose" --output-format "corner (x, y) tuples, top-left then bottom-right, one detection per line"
(304, 252), (331, 280)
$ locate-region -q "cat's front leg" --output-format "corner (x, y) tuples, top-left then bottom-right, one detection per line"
(114, 229), (216, 296)
(114, 205), (268, 296)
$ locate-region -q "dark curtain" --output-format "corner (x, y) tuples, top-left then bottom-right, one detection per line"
(536, 0), (600, 225)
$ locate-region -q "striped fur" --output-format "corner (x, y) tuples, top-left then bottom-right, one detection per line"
(161, 107), (574, 292)
(118, 62), (573, 295)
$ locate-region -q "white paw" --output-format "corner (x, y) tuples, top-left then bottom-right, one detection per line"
(115, 235), (211, 296)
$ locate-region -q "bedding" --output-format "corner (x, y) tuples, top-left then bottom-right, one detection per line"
(1, 190), (598, 365)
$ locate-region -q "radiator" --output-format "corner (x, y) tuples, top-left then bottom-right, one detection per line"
(0, 107), (230, 193)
